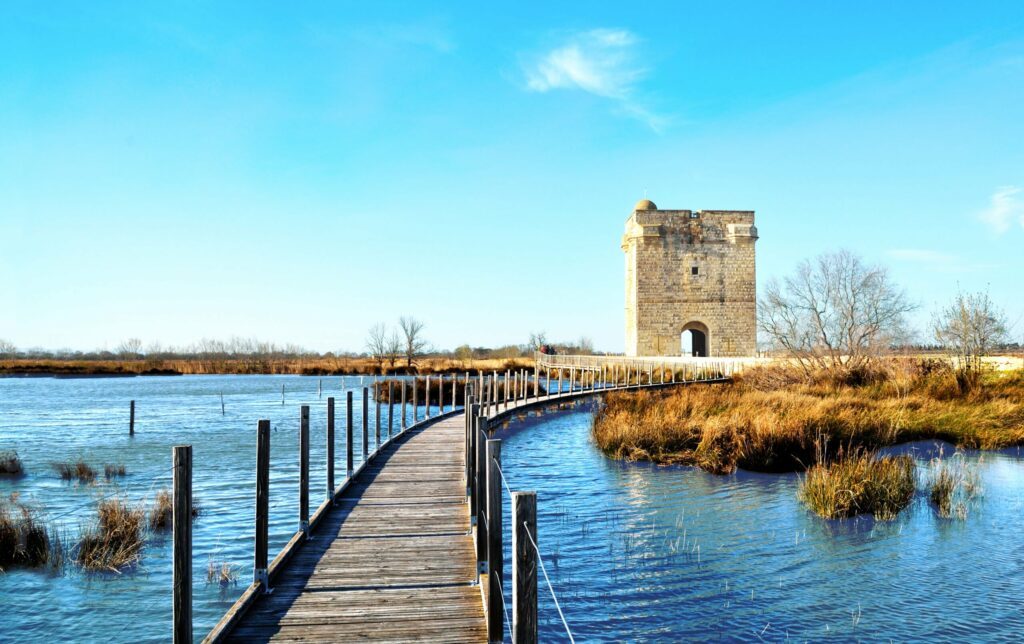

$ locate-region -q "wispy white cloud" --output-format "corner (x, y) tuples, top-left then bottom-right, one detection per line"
(522, 29), (665, 131)
(977, 185), (1023, 234)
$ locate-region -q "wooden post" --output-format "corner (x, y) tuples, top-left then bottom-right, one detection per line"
(401, 381), (407, 430)
(281, 383), (285, 406)
(326, 397), (335, 498)
(318, 378), (322, 399)
(468, 410), (479, 520)
(486, 439), (503, 643)
(362, 387), (369, 462)
(475, 416), (488, 564)
(512, 491), (538, 644)
(346, 391), (354, 477)
(412, 377), (419, 423)
(534, 365), (539, 399)
(220, 392), (225, 415)
(426, 376), (432, 419)
(558, 370), (563, 396)
(129, 400), (135, 435)
(387, 381), (394, 439)
(299, 405), (309, 538)
(375, 383), (381, 452)
(546, 371), (551, 398)
(172, 444), (192, 644)
(254, 420), (270, 590)
(452, 376), (457, 412)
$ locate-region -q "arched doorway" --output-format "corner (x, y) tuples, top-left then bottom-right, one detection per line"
(681, 322), (709, 357)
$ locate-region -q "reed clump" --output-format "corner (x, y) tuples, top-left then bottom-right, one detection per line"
(206, 558), (238, 587)
(0, 450), (24, 476)
(798, 449), (916, 520)
(103, 463), (127, 479)
(148, 488), (201, 530)
(593, 359), (1024, 475)
(76, 497), (145, 571)
(0, 495), (64, 571)
(927, 452), (982, 519)
(52, 459), (97, 484)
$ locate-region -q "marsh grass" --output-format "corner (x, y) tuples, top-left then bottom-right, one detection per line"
(0, 495), (64, 571)
(593, 360), (1024, 475)
(0, 450), (24, 476)
(927, 451), (983, 519)
(52, 459), (96, 484)
(149, 488), (201, 530)
(799, 448), (916, 520)
(103, 463), (127, 479)
(206, 558), (238, 587)
(76, 498), (145, 571)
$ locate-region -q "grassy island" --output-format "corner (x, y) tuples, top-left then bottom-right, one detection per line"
(593, 360), (1024, 476)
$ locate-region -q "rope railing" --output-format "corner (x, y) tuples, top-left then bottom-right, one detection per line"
(525, 523), (575, 643)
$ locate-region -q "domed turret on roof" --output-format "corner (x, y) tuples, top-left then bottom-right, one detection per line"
(634, 198), (657, 211)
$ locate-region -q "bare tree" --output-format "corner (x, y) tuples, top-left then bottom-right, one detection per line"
(365, 323), (389, 371)
(398, 316), (428, 368)
(759, 250), (915, 376)
(0, 339), (16, 358)
(933, 290), (1008, 392)
(384, 331), (402, 370)
(527, 332), (548, 352)
(117, 337), (143, 360)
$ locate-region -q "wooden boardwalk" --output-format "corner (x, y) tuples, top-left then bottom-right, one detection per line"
(225, 414), (485, 643)
(207, 366), (728, 643)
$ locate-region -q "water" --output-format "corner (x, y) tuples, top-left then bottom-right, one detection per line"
(3, 378), (1024, 642)
(0, 374), (424, 643)
(492, 402), (1024, 642)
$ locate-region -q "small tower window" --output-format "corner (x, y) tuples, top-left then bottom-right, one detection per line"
(691, 266), (699, 276)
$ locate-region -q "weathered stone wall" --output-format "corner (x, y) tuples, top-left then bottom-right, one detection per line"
(623, 206), (758, 357)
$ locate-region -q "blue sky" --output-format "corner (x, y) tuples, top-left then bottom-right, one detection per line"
(2, 1), (1023, 353)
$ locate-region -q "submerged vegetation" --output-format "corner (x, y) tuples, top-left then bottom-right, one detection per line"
(594, 360), (1024, 477)
(799, 448), (916, 520)
(103, 463), (127, 479)
(0, 495), (64, 571)
(52, 460), (97, 484)
(927, 452), (983, 519)
(148, 488), (201, 530)
(0, 450), (24, 476)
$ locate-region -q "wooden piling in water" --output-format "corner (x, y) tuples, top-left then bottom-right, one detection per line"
(387, 381), (394, 438)
(299, 405), (309, 538)
(401, 381), (407, 430)
(172, 444), (192, 644)
(475, 415), (488, 563)
(375, 383), (381, 451)
(326, 397), (335, 499)
(346, 391), (354, 477)
(361, 388), (369, 462)
(413, 378), (419, 423)
(426, 377), (431, 419)
(486, 438), (503, 642)
(512, 490), (538, 644)
(130, 400), (135, 435)
(254, 420), (270, 590)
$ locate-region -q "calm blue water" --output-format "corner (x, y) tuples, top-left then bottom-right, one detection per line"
(2, 377), (1023, 642)
(493, 402), (1024, 642)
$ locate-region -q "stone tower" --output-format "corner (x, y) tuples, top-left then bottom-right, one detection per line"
(623, 198), (758, 357)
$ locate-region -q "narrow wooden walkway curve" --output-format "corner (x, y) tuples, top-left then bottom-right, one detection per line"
(223, 414), (484, 643)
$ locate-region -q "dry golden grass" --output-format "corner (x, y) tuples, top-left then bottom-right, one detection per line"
(52, 459), (97, 484)
(103, 463), (127, 479)
(206, 558), (238, 587)
(149, 488), (201, 530)
(594, 360), (1024, 475)
(0, 356), (535, 377)
(799, 448), (916, 520)
(0, 495), (63, 570)
(927, 451), (983, 519)
(76, 498), (145, 571)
